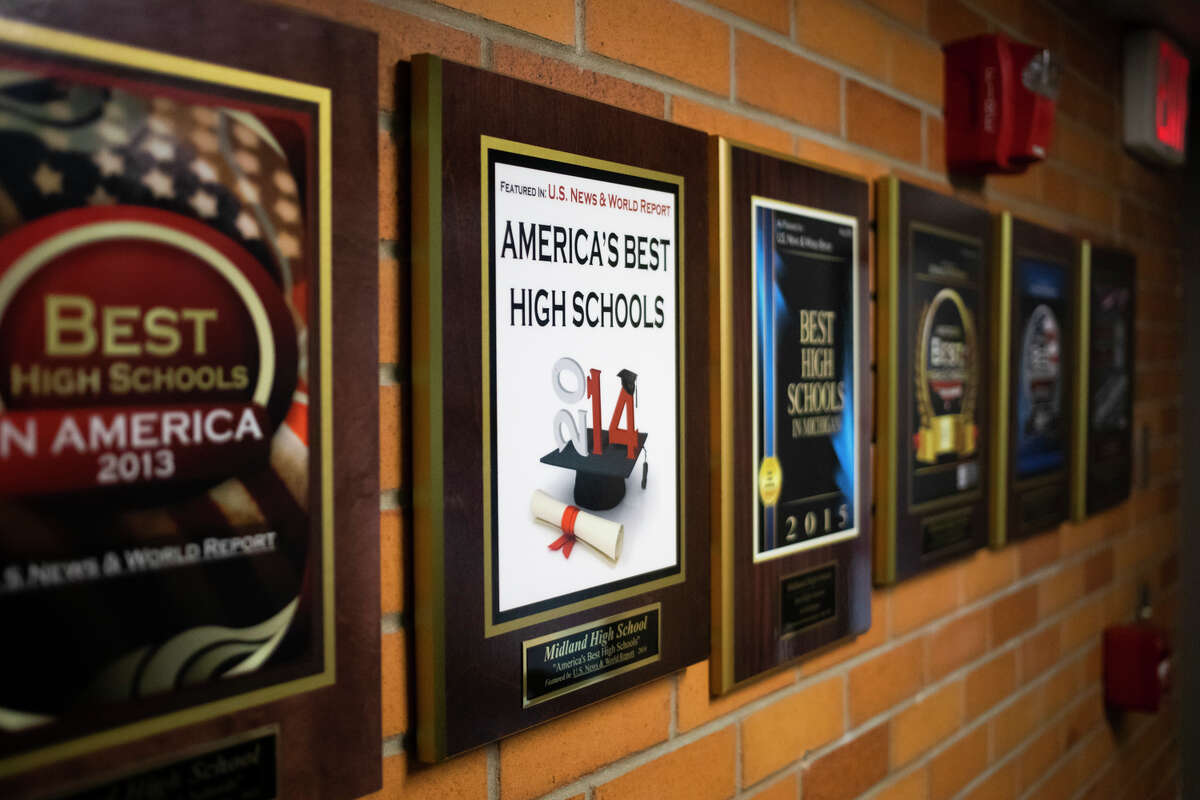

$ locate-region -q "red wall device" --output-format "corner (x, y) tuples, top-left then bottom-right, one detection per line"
(1103, 623), (1171, 713)
(943, 34), (1059, 174)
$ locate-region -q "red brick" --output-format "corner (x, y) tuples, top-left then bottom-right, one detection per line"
(380, 384), (401, 490)
(990, 586), (1038, 645)
(441, 0), (573, 43)
(381, 632), (406, 738)
(873, 769), (928, 800)
(589, 0), (729, 94)
(1063, 690), (1104, 749)
(962, 761), (1017, 800)
(891, 681), (964, 767)
(1083, 548), (1115, 593)
(381, 510), (403, 614)
(929, 724), (989, 800)
(889, 31), (943, 106)
(595, 728), (736, 800)
(366, 749), (488, 800)
(743, 676), (843, 784)
(711, 0), (790, 33)
(1018, 530), (1060, 576)
(1019, 625), (1060, 683)
(672, 98), (793, 155)
(850, 638), (924, 724)
(379, 257), (400, 364)
(926, 607), (989, 681)
(736, 33), (841, 133)
(846, 81), (923, 163)
(273, 0), (479, 109)
(803, 723), (890, 800)
(1018, 722), (1064, 792)
(867, 0), (925, 30)
(891, 561), (960, 635)
(927, 115), (946, 171)
(966, 650), (1016, 719)
(1037, 563), (1084, 619)
(793, 139), (890, 182)
(796, 0), (891, 80)
(500, 679), (670, 799)
(493, 46), (663, 117)
(1061, 595), (1106, 652)
(928, 0), (987, 44)
(962, 547), (1017, 603)
(676, 660), (794, 733)
(747, 774), (798, 800)
(1042, 165), (1080, 216)
(991, 689), (1041, 757)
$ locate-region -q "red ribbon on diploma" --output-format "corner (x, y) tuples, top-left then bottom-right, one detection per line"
(549, 504), (582, 559)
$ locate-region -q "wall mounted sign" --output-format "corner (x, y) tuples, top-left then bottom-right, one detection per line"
(709, 139), (869, 692)
(991, 213), (1077, 545)
(1071, 243), (1135, 519)
(0, 4), (381, 799)
(875, 178), (990, 584)
(412, 55), (709, 760)
(1123, 29), (1189, 167)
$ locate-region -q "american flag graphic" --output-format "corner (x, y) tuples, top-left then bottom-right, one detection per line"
(0, 66), (318, 727)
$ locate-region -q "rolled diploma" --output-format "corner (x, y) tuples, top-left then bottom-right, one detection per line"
(530, 490), (623, 562)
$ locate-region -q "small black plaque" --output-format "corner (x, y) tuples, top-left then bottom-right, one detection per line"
(56, 729), (277, 800)
(523, 604), (661, 707)
(920, 510), (974, 558)
(780, 564), (837, 635)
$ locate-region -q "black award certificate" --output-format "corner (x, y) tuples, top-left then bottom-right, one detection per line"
(752, 198), (858, 562)
(908, 225), (983, 557)
(1078, 246), (1134, 516)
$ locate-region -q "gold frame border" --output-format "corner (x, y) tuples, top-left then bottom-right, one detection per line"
(1070, 241), (1091, 521)
(0, 18), (335, 778)
(905, 220), (985, 515)
(711, 138), (868, 692)
(520, 602), (662, 708)
(478, 135), (687, 639)
(747, 194), (862, 564)
(873, 176), (900, 583)
(988, 212), (1013, 547)
(412, 54), (447, 763)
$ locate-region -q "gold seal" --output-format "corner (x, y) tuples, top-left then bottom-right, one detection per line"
(758, 456), (782, 507)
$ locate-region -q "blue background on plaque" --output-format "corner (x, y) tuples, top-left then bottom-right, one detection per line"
(754, 204), (855, 553)
(1015, 258), (1068, 478)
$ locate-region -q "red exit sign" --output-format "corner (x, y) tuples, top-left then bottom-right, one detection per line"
(1155, 38), (1189, 153)
(1125, 31), (1190, 166)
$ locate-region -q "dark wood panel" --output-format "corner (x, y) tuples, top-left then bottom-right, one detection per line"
(1004, 217), (1077, 542)
(713, 143), (871, 690)
(1085, 245), (1135, 516)
(0, 2), (380, 797)
(887, 181), (992, 583)
(414, 55), (709, 760)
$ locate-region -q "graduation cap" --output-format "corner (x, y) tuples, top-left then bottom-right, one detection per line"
(541, 369), (647, 511)
(540, 429), (648, 511)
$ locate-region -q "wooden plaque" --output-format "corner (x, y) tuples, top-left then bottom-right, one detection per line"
(0, 3), (380, 798)
(412, 55), (710, 760)
(709, 140), (870, 692)
(875, 178), (991, 585)
(990, 213), (1078, 545)
(1071, 243), (1135, 519)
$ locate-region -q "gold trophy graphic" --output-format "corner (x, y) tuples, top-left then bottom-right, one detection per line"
(914, 288), (978, 464)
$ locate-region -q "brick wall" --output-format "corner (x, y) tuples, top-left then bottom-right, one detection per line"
(270, 0), (1184, 797)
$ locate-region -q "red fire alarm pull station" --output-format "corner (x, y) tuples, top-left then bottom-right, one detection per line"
(943, 34), (1060, 174)
(1103, 589), (1171, 713)
(1124, 30), (1190, 166)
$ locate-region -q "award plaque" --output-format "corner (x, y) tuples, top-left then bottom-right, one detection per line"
(1070, 243), (1135, 519)
(709, 140), (870, 692)
(412, 55), (709, 760)
(874, 178), (990, 585)
(990, 213), (1077, 545)
(0, 4), (381, 799)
